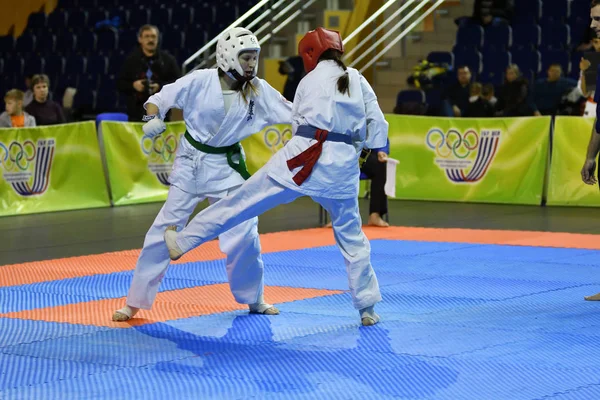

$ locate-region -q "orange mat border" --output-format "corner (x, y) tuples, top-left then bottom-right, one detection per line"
(0, 284), (343, 328)
(2, 226), (600, 288)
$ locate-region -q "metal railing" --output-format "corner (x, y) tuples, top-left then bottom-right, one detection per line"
(344, 0), (446, 73)
(182, 0), (316, 74)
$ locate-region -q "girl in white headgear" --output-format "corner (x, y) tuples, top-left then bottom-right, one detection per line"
(112, 27), (292, 322)
(163, 27), (389, 326)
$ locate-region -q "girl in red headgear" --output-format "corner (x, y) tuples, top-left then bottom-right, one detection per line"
(163, 27), (389, 326)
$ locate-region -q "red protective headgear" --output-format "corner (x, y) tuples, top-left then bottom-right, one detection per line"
(298, 27), (344, 73)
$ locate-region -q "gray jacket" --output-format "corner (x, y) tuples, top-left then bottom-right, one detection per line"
(0, 111), (37, 128)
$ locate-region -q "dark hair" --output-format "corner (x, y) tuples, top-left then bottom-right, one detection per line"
(31, 74), (50, 87)
(218, 68), (258, 103)
(482, 83), (494, 97)
(457, 65), (470, 72)
(318, 49), (350, 96)
(138, 24), (159, 37)
(592, 0), (600, 8)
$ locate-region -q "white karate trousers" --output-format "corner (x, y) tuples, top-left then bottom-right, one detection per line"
(176, 168), (382, 310)
(127, 184), (265, 309)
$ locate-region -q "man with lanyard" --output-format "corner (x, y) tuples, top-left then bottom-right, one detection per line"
(581, 0), (600, 301)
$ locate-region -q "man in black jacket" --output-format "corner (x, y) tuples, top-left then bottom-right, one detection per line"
(117, 25), (181, 121)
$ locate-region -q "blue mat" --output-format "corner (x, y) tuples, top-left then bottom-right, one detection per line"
(3, 239), (600, 399)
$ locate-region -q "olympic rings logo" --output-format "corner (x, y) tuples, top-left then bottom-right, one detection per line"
(264, 127), (292, 152)
(0, 140), (37, 172)
(141, 134), (179, 163)
(426, 128), (479, 159)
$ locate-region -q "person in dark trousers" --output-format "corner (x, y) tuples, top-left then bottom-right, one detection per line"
(360, 141), (390, 227)
(117, 24), (181, 121)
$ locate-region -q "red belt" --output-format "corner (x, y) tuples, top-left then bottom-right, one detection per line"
(286, 128), (329, 185)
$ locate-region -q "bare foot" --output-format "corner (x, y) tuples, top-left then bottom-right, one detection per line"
(112, 305), (139, 321)
(368, 213), (389, 227)
(584, 292), (600, 301)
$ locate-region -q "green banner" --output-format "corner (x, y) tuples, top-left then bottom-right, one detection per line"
(241, 124), (292, 173)
(100, 121), (186, 205)
(0, 121), (110, 216)
(547, 116), (600, 206)
(386, 115), (551, 205)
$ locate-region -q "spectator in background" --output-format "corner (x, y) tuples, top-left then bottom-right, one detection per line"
(117, 24), (181, 121)
(472, 0), (514, 26)
(579, 57), (597, 117)
(0, 89), (36, 128)
(442, 65), (471, 117)
(25, 74), (65, 126)
(278, 55), (305, 102)
(22, 74), (34, 107)
(360, 141), (390, 227)
(533, 64), (577, 116)
(464, 82), (495, 117)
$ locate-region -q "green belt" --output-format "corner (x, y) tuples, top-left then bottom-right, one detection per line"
(184, 131), (251, 180)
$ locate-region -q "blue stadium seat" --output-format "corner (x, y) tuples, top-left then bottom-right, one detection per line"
(216, 1), (237, 24)
(119, 29), (138, 52)
(68, 9), (88, 30)
(107, 49), (126, 75)
(483, 24), (512, 50)
(77, 30), (97, 52)
(0, 35), (14, 52)
(86, 54), (108, 75)
(513, 0), (541, 24)
(95, 87), (118, 112)
(161, 29), (185, 51)
(73, 87), (96, 110)
(570, 51), (584, 80)
(27, 12), (47, 30)
(185, 25), (208, 52)
(511, 48), (541, 74)
(194, 2), (215, 24)
(15, 33), (36, 53)
(23, 55), (45, 77)
(427, 51), (454, 67)
(172, 4), (194, 26)
(128, 6), (149, 27)
(105, 7), (129, 26)
(77, 74), (98, 93)
(455, 24), (484, 49)
(36, 33), (56, 54)
(88, 9), (108, 26)
(540, 22), (570, 50)
(43, 54), (65, 77)
(510, 24), (540, 51)
(425, 88), (443, 116)
(3, 57), (24, 76)
(47, 9), (69, 30)
(55, 31), (76, 53)
(540, 0), (569, 24)
(481, 50), (511, 86)
(96, 29), (117, 52)
(65, 54), (87, 75)
(150, 4), (171, 26)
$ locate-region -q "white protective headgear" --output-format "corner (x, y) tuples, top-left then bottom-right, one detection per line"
(217, 27), (261, 81)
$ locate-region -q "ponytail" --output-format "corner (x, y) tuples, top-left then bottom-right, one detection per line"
(319, 49), (350, 96)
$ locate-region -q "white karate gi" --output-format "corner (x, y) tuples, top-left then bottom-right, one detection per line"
(127, 69), (292, 309)
(175, 61), (389, 310)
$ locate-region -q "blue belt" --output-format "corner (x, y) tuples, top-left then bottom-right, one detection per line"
(294, 125), (353, 144)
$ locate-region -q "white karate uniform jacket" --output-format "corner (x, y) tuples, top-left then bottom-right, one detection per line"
(266, 60), (389, 199)
(146, 68), (292, 196)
